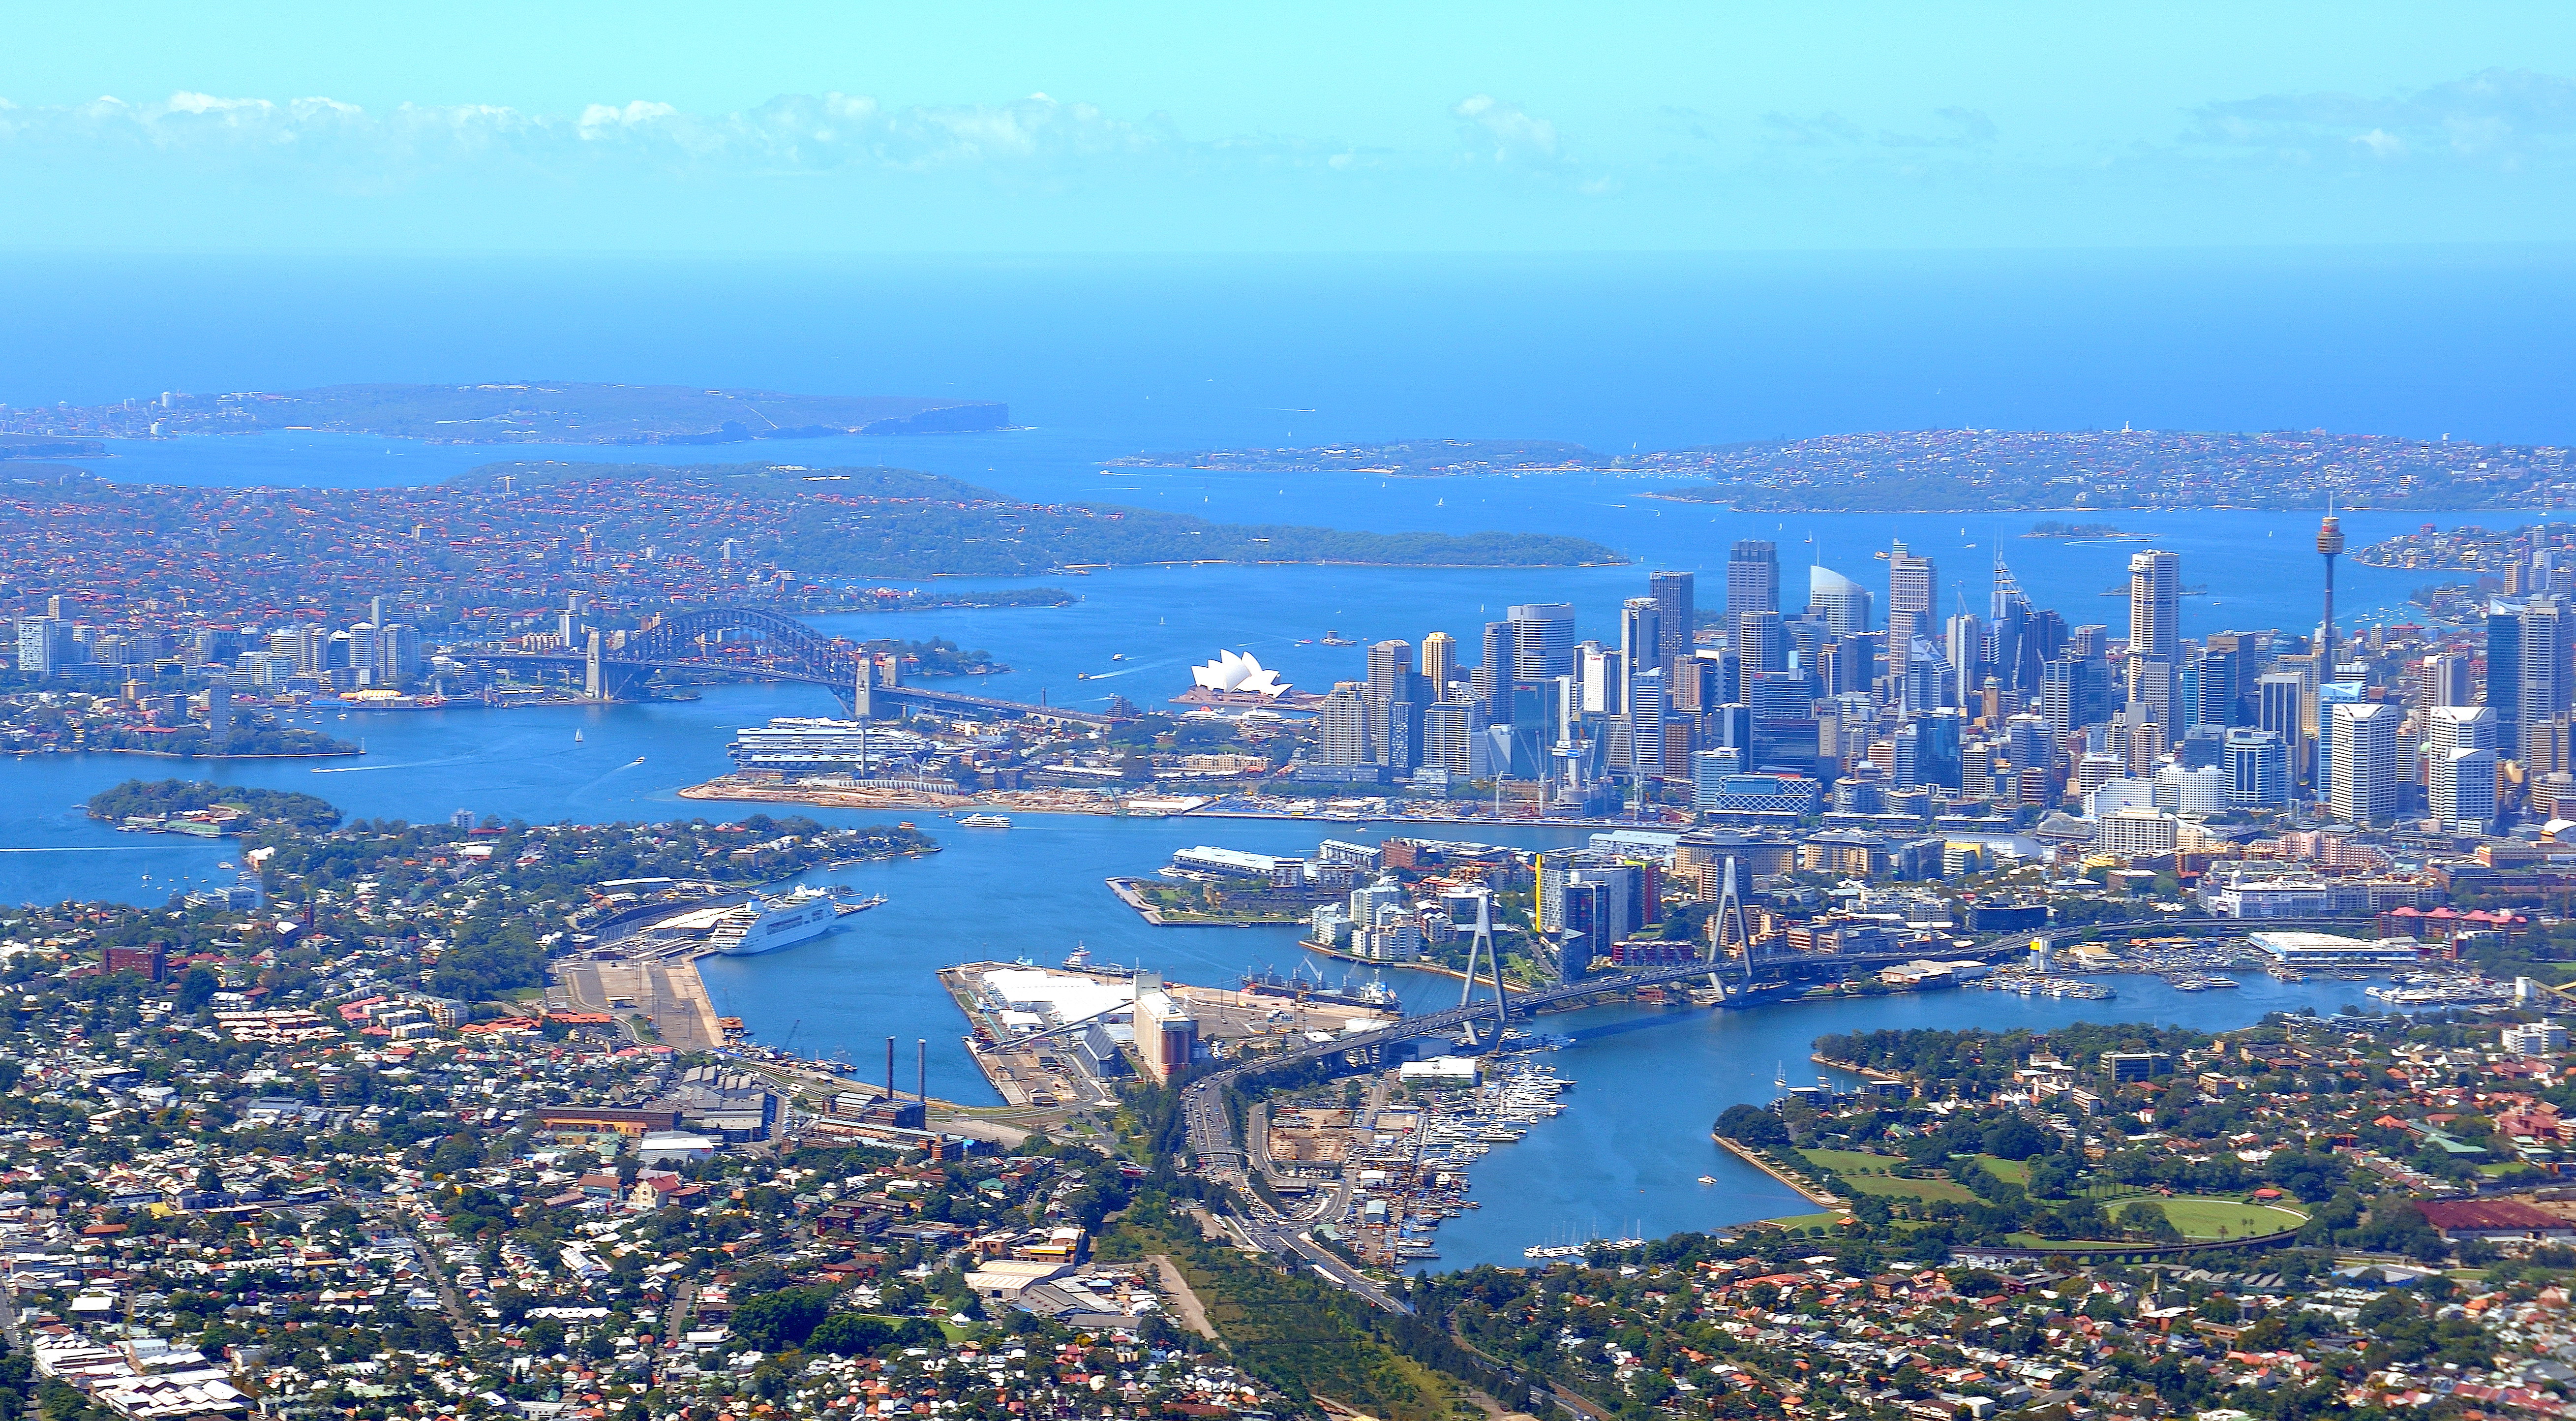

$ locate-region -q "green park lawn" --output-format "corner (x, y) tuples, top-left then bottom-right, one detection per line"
(1800, 1149), (1906, 1175)
(1974, 1156), (2032, 1186)
(1801, 1149), (2034, 1205)
(2112, 1197), (2308, 1240)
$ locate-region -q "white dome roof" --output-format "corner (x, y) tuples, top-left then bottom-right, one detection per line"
(1190, 650), (1289, 698)
(1810, 565), (1865, 598)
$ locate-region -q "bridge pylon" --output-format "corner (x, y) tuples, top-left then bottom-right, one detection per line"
(848, 655), (875, 719)
(1704, 857), (1754, 998)
(1455, 888), (1511, 1051)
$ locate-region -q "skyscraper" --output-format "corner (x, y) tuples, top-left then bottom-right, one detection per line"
(2521, 601), (2571, 728)
(2425, 706), (2500, 831)
(2223, 728), (2290, 808)
(2433, 746), (2499, 831)
(2419, 652), (2471, 709)
(1990, 554), (2037, 691)
(2328, 701), (2399, 825)
(1365, 639), (1413, 700)
(1365, 639), (1415, 763)
(1318, 683), (1368, 767)
(2255, 671), (2306, 787)
(1618, 597), (1660, 695)
(1809, 565), (1872, 636)
(1946, 612), (1984, 710)
(2488, 602), (2523, 755)
(2193, 636), (2244, 729)
(1725, 541), (1778, 633)
(13, 617), (67, 676)
(2041, 656), (2099, 738)
(1648, 571), (1694, 677)
(1733, 610), (1787, 700)
(1577, 644), (1624, 715)
(1886, 541), (1935, 652)
(1420, 631), (1457, 698)
(2127, 550), (2180, 662)
(2126, 655), (2173, 726)
(1627, 669), (1666, 780)
(1383, 697), (1422, 775)
(1509, 603), (1576, 682)
(2425, 703), (2499, 760)
(1424, 702), (1474, 775)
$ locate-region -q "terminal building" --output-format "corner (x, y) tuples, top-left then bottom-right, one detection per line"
(725, 717), (936, 776)
(2247, 930), (2424, 969)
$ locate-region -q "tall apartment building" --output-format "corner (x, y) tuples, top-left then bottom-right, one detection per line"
(1420, 630), (1458, 698)
(1317, 683), (1368, 766)
(2329, 701), (2400, 825)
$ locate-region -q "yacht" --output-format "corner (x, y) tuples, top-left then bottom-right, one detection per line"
(708, 887), (848, 956)
(959, 813), (1012, 829)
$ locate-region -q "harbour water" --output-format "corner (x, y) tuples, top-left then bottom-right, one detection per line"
(8, 242), (2558, 1266)
(12, 679), (2382, 1268)
(70, 422), (2522, 722)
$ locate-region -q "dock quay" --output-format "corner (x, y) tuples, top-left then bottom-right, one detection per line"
(556, 954), (728, 1051)
(1105, 876), (1169, 925)
(939, 958), (1399, 1109)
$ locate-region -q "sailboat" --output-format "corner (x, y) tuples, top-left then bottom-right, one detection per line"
(1773, 1062), (1788, 1087)
(574, 729), (584, 743)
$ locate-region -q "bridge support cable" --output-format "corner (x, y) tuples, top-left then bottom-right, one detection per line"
(1704, 856), (1753, 999)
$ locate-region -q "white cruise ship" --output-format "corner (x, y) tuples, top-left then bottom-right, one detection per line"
(708, 887), (846, 956)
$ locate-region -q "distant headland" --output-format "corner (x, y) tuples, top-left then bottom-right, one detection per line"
(1107, 428), (2576, 512)
(0, 381), (1011, 447)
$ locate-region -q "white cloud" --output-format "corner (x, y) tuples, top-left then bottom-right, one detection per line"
(1451, 93), (1563, 166)
(2185, 67), (2576, 167)
(577, 100), (680, 135)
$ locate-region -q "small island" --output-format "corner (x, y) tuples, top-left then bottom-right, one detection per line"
(88, 778), (344, 836)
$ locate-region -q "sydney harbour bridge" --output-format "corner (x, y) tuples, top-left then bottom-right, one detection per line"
(456, 606), (1117, 727)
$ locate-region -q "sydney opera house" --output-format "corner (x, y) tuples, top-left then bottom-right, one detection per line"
(1172, 650), (1323, 710)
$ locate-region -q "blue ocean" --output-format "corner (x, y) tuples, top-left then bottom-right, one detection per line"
(8, 246), (2576, 450)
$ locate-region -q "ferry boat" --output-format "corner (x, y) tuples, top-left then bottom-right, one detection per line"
(959, 813), (1012, 829)
(708, 887), (850, 956)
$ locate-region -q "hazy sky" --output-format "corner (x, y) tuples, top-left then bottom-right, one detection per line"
(6, 1), (2576, 252)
